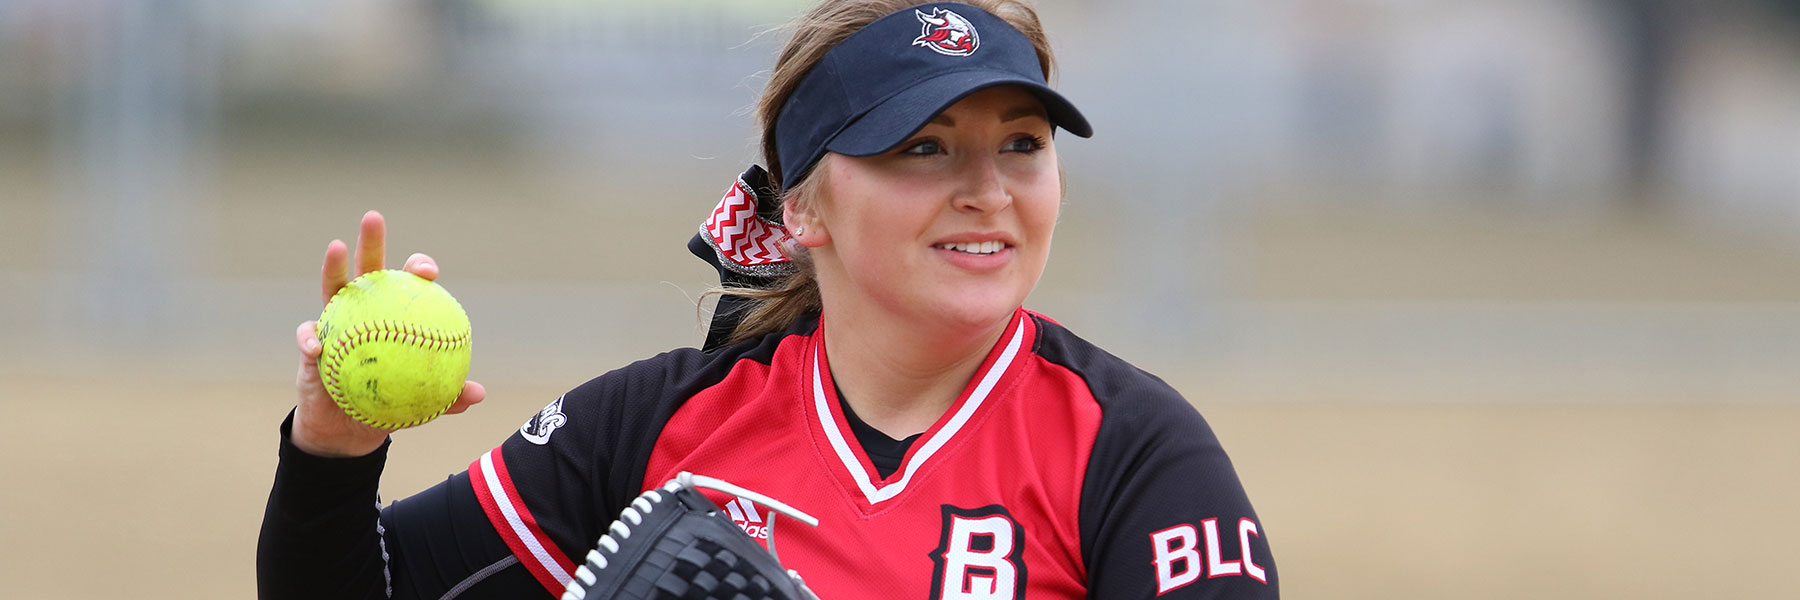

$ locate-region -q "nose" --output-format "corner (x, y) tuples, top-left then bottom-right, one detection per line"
(952, 155), (1012, 214)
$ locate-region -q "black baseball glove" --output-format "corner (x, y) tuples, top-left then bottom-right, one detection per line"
(559, 472), (820, 600)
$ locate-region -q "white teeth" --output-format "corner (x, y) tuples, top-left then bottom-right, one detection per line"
(936, 241), (1005, 255)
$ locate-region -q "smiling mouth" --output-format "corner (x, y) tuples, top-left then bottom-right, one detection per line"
(934, 241), (1008, 255)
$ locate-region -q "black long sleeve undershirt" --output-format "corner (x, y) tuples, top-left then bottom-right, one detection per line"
(257, 412), (394, 599)
(256, 413), (535, 600)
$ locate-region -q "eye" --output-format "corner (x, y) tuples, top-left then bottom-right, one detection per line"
(899, 139), (943, 156)
(1004, 135), (1047, 154)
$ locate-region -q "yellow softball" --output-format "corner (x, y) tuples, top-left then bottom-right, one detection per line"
(317, 269), (472, 430)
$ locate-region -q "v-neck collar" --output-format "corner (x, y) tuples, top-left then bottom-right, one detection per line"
(837, 392), (919, 479)
(806, 309), (1035, 507)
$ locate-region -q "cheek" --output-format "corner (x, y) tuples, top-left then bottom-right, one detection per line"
(829, 184), (934, 263)
(1019, 173), (1062, 237)
(849, 182), (941, 236)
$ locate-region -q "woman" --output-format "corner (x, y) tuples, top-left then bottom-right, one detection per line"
(259, 1), (1277, 598)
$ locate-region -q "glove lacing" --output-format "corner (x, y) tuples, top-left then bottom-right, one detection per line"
(563, 471), (821, 599)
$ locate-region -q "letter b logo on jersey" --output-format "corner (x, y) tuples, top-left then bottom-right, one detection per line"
(929, 505), (1025, 600)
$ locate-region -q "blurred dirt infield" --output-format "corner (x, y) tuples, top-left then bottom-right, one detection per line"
(2, 375), (1795, 600)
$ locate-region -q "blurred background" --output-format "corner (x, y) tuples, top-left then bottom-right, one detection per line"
(3, 0), (1798, 597)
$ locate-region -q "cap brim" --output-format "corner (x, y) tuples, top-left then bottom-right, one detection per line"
(824, 69), (1092, 157)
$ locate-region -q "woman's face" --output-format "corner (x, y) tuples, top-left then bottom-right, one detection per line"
(799, 85), (1061, 333)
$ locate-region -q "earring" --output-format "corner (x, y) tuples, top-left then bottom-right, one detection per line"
(794, 225), (805, 236)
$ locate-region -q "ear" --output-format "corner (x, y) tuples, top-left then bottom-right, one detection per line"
(783, 193), (830, 248)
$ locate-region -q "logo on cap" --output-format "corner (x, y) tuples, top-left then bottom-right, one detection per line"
(913, 7), (978, 56)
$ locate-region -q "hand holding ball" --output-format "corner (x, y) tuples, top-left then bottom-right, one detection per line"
(317, 269), (472, 430)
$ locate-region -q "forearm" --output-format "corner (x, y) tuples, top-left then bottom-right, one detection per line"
(257, 411), (394, 600)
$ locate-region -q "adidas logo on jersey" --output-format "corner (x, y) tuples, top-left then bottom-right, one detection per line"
(722, 496), (770, 540)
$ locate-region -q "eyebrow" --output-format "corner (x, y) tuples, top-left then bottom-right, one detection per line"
(1000, 105), (1049, 123)
(927, 105), (1049, 128)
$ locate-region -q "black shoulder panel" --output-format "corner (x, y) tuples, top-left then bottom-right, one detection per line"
(1030, 315), (1278, 598)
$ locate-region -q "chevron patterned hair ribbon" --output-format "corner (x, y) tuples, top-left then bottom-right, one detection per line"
(695, 165), (797, 280)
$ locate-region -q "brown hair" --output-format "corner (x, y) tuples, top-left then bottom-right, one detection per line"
(716, 0), (1058, 344)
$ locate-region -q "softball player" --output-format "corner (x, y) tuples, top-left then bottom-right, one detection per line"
(260, 1), (1277, 598)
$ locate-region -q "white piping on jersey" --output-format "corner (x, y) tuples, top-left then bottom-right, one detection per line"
(812, 314), (1027, 505)
(477, 450), (573, 587)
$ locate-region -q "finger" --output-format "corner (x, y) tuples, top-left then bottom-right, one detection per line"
(443, 380), (486, 415)
(295, 321), (323, 393)
(355, 210), (386, 276)
(295, 321), (322, 362)
(321, 240), (349, 306)
(402, 252), (439, 282)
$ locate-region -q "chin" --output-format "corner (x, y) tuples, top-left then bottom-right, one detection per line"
(916, 289), (1025, 333)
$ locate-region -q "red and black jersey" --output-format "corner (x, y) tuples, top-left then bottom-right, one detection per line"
(258, 308), (1277, 599)
(471, 308), (1276, 598)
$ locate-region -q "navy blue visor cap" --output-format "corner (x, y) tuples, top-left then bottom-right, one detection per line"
(774, 2), (1093, 188)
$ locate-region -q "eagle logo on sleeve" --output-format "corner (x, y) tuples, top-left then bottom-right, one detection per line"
(913, 7), (979, 56)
